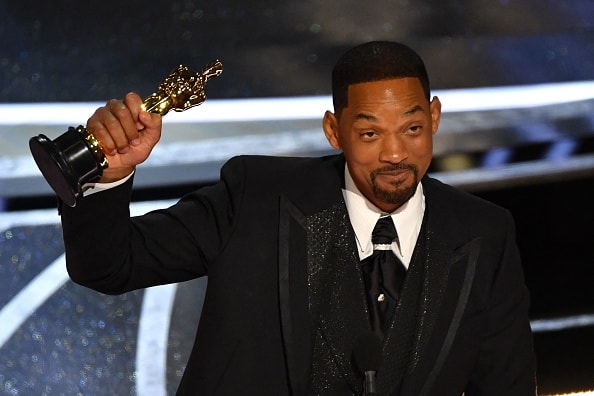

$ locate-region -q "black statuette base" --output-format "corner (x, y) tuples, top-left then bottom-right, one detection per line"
(29, 127), (105, 207)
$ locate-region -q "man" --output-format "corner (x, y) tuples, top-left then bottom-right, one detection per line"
(61, 41), (537, 395)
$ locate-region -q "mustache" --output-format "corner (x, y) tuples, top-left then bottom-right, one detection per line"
(372, 163), (417, 175)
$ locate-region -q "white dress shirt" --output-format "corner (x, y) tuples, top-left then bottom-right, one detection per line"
(342, 166), (425, 269)
(82, 171), (134, 197)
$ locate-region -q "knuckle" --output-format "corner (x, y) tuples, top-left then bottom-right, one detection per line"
(106, 99), (128, 117)
(106, 98), (121, 108)
(94, 129), (115, 151)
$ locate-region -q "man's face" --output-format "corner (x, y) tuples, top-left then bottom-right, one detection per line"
(323, 77), (441, 213)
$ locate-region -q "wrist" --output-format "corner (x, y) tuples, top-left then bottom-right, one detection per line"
(99, 167), (135, 183)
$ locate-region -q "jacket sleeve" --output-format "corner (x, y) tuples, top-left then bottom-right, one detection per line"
(60, 156), (247, 294)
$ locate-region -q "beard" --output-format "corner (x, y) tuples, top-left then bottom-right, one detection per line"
(370, 163), (419, 208)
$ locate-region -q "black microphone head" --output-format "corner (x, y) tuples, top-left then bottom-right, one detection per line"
(353, 331), (382, 374)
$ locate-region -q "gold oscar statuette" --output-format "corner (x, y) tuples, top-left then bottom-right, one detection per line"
(29, 60), (223, 207)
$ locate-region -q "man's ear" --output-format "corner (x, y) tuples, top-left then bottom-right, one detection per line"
(429, 96), (442, 136)
(323, 111), (341, 150)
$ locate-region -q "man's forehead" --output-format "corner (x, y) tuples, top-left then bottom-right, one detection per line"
(344, 79), (428, 113)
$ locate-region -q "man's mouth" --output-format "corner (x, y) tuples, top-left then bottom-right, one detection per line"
(372, 164), (416, 185)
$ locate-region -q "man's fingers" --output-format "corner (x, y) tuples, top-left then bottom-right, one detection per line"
(138, 110), (162, 146)
(87, 107), (118, 156)
(84, 92), (162, 173)
(106, 98), (140, 153)
(86, 96), (144, 155)
(125, 92), (162, 147)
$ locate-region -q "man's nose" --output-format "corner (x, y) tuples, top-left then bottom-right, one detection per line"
(379, 135), (407, 162)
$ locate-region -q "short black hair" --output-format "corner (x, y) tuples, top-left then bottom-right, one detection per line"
(331, 41), (431, 113)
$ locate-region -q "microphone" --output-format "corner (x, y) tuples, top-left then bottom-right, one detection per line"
(353, 331), (382, 396)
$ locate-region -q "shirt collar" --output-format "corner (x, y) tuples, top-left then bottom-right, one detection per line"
(342, 165), (425, 262)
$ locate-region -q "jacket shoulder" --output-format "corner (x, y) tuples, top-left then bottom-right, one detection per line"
(422, 176), (515, 238)
(423, 176), (509, 215)
(224, 154), (343, 172)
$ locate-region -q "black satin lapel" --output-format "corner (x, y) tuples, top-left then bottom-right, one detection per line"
(306, 201), (370, 393)
(405, 226), (455, 370)
(278, 194), (312, 395)
(416, 236), (482, 396)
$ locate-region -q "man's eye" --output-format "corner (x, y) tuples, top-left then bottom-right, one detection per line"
(362, 131), (376, 138)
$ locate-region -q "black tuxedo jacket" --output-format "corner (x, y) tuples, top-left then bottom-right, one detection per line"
(61, 154), (536, 395)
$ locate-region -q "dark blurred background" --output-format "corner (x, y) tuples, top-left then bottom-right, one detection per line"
(1, 1), (594, 394)
(2, 0), (593, 102)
